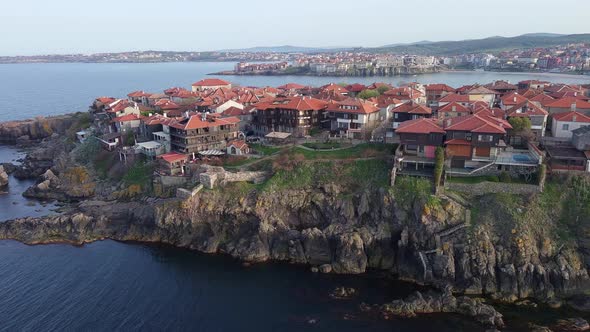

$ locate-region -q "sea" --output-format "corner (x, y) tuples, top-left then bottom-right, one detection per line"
(0, 62), (589, 331)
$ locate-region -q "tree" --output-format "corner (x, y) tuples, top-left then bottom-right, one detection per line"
(358, 89), (380, 100)
(433, 147), (445, 187)
(377, 85), (390, 95)
(508, 117), (532, 132)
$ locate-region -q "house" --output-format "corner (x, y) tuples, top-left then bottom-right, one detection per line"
(111, 114), (141, 134)
(383, 87), (426, 104)
(325, 98), (380, 139)
(500, 92), (529, 110)
(127, 91), (151, 105)
(505, 101), (549, 137)
(213, 100), (244, 114)
(157, 152), (189, 176)
(544, 97), (590, 115)
(437, 102), (470, 120)
(437, 93), (471, 109)
(425, 84), (455, 108)
(395, 118), (445, 172)
(552, 111), (590, 139)
(443, 114), (512, 168)
(136, 141), (166, 159)
(168, 113), (240, 154)
(464, 86), (497, 107)
(226, 140), (250, 155)
(391, 101), (432, 129)
(518, 80), (550, 90)
(191, 78), (231, 92)
(223, 105), (254, 132)
(484, 81), (518, 95)
(252, 96), (328, 137)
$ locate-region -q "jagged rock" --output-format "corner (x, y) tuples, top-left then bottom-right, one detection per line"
(329, 287), (357, 299)
(301, 228), (331, 265)
(553, 318), (590, 331)
(331, 233), (367, 274)
(36, 180), (50, 191)
(379, 288), (504, 328)
(0, 165), (8, 188)
(528, 323), (553, 332)
(319, 264), (332, 274)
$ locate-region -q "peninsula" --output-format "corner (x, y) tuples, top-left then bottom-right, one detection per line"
(2, 77), (590, 330)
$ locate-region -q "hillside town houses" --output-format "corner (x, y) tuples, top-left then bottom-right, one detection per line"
(88, 76), (590, 177)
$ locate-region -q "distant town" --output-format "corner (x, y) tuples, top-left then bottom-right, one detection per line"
(2, 34), (590, 77)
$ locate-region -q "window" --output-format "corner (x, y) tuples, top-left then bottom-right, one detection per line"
(563, 124), (570, 131)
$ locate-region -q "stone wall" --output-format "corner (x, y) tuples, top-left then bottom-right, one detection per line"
(446, 181), (541, 196)
(158, 175), (191, 188)
(197, 164), (267, 189)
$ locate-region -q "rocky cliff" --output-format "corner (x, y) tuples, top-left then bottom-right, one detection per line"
(1, 176), (588, 303)
(0, 113), (80, 144)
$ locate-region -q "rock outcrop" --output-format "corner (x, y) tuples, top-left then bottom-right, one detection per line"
(0, 165), (8, 188)
(0, 114), (78, 144)
(378, 288), (505, 328)
(1, 180), (588, 303)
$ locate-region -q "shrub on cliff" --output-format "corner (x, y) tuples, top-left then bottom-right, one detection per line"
(433, 147), (444, 187)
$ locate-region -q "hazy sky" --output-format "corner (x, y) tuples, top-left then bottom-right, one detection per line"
(1, 0), (589, 56)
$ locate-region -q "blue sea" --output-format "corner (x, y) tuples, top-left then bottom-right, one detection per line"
(0, 63), (589, 331)
(0, 62), (588, 121)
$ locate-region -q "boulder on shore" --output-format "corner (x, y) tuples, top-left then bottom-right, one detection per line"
(0, 166), (8, 188)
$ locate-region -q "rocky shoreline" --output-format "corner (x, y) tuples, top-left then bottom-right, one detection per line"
(3, 114), (590, 330)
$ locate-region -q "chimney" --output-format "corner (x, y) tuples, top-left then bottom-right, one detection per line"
(572, 102), (577, 112)
(452, 105), (456, 112)
(513, 96), (517, 102)
(163, 113), (168, 118)
(446, 119), (451, 127)
(573, 114), (577, 122)
(185, 111), (190, 119)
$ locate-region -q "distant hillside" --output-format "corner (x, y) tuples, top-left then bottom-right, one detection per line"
(370, 33), (590, 55)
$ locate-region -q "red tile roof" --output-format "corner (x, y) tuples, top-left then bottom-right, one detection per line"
(444, 114), (511, 134)
(506, 101), (548, 117)
(391, 101), (432, 115)
(552, 111), (590, 123)
(501, 92), (528, 106)
(325, 98), (379, 114)
(158, 152), (188, 164)
(255, 96), (328, 112)
(192, 78), (231, 87)
(277, 83), (306, 90)
(438, 102), (469, 114)
(439, 93), (470, 104)
(169, 114), (240, 130)
(545, 97), (590, 109)
(112, 114), (140, 123)
(426, 84), (455, 92)
(396, 118), (445, 134)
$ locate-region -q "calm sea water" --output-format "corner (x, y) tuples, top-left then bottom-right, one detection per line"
(0, 62), (588, 121)
(0, 63), (588, 331)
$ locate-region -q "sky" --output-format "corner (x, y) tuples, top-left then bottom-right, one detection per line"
(1, 0), (589, 56)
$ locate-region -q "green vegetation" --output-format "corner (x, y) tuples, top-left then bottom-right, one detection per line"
(123, 161), (154, 188)
(265, 159), (390, 192)
(292, 143), (396, 160)
(433, 147), (444, 187)
(250, 144), (283, 156)
(74, 137), (102, 164)
(358, 89), (380, 100)
(392, 177), (432, 208)
(301, 141), (344, 150)
(66, 112), (92, 139)
(377, 85), (391, 94)
(508, 117), (532, 132)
